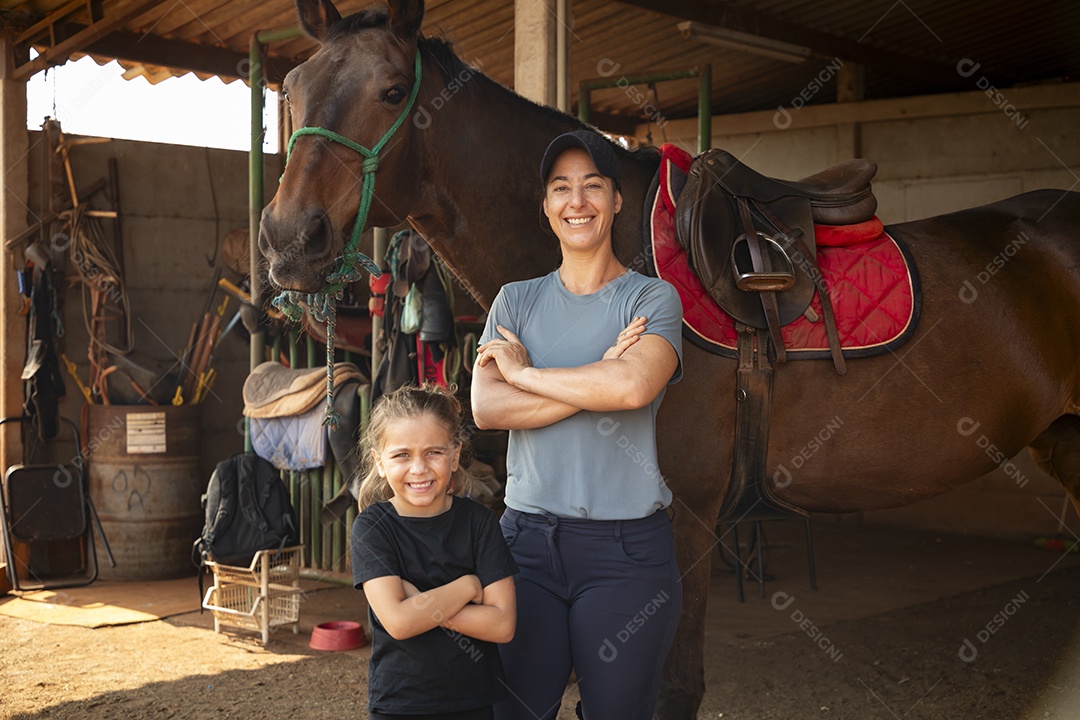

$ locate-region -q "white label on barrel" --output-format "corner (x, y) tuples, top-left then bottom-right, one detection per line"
(126, 412), (167, 454)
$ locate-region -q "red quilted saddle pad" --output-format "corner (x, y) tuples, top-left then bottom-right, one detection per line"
(649, 144), (920, 359)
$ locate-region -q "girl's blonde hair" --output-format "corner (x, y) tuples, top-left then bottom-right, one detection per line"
(356, 384), (475, 510)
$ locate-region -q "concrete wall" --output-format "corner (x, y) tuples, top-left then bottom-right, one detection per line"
(653, 84), (1077, 222)
(23, 132), (281, 485)
(640, 84), (1080, 539)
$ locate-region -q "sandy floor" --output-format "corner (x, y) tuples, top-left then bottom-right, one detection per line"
(2, 522), (1079, 719)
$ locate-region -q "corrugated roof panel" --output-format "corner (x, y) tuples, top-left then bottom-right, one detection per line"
(1, 0), (1074, 127)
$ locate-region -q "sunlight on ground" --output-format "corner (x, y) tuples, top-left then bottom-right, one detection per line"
(25, 53), (278, 153)
(1023, 633), (1080, 718)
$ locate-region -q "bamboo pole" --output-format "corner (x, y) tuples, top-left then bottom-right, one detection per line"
(321, 462), (332, 570)
(332, 463), (343, 572)
(309, 467), (321, 570)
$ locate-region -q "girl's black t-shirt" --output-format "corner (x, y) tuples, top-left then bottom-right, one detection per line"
(351, 496), (518, 714)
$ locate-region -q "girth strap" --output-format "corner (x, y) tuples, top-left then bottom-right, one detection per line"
(791, 234), (846, 376)
(717, 325), (808, 523)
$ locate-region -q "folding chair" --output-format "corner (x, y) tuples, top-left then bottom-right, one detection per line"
(0, 416), (113, 591)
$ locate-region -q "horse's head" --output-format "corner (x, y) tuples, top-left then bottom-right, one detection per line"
(259, 0), (426, 292)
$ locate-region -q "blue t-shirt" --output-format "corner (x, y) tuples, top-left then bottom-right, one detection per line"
(480, 269), (683, 520)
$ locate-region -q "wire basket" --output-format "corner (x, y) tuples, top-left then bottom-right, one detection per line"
(202, 583), (302, 632)
(202, 546), (304, 644)
(205, 546), (302, 585)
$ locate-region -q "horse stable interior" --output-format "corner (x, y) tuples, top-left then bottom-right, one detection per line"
(1, 1), (1080, 718)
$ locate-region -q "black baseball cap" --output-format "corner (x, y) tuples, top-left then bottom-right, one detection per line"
(540, 130), (622, 186)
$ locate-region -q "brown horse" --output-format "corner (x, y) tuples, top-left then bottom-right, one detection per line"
(259, 0), (1080, 716)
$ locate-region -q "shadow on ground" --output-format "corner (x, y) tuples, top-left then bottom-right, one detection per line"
(8, 655), (368, 720)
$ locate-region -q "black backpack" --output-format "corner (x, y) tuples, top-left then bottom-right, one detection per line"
(193, 452), (300, 569)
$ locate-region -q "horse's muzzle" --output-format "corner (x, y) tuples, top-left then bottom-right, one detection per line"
(259, 205), (339, 292)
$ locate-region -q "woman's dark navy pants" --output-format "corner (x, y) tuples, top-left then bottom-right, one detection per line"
(493, 507), (681, 720)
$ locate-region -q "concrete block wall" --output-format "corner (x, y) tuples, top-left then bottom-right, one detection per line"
(24, 132), (281, 485)
(640, 84), (1080, 540)
(653, 84), (1077, 222)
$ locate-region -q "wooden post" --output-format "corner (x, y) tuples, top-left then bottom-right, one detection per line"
(555, 0), (569, 112)
(0, 38), (29, 472)
(836, 62), (866, 103)
(1, 38), (30, 585)
(514, 0), (557, 106)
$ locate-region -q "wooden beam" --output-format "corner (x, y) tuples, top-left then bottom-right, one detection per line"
(13, 0), (167, 81)
(14, 0), (89, 45)
(82, 28), (298, 86)
(615, 0), (1007, 90)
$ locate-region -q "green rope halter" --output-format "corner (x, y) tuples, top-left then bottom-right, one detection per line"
(273, 49), (422, 429)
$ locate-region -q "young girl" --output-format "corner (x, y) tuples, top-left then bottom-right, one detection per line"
(351, 384), (518, 720)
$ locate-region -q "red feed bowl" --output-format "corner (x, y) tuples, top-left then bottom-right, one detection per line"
(310, 621), (367, 651)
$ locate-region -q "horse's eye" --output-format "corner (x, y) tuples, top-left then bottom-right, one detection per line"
(382, 86), (407, 105)
(280, 87), (291, 104)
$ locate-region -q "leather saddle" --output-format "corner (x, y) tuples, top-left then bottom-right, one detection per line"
(675, 149), (878, 371)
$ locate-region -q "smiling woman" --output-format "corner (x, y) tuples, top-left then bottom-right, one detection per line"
(25, 53), (279, 151)
(472, 128), (684, 720)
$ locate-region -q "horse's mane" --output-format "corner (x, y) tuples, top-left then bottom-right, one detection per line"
(325, 7), (389, 40)
(325, 9), (658, 169)
(417, 36), (661, 171)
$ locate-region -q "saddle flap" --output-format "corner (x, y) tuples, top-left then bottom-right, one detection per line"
(675, 156), (817, 329)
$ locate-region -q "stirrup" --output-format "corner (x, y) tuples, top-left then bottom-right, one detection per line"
(732, 233), (796, 292)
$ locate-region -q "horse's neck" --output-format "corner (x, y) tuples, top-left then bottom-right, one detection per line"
(408, 66), (656, 308)
(408, 75), (572, 306)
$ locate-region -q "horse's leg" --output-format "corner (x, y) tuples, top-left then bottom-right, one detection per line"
(1028, 415), (1080, 520)
(656, 489), (723, 720)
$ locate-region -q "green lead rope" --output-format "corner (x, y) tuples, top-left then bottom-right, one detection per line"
(273, 49), (423, 429)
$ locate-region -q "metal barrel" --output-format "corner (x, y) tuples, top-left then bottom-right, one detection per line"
(87, 404), (202, 580)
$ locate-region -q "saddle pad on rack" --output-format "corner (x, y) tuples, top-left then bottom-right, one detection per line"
(647, 144), (921, 359)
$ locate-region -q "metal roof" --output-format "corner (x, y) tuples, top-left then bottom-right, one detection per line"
(2, 0), (1076, 135)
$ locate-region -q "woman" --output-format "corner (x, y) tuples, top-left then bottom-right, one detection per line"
(472, 130), (684, 720)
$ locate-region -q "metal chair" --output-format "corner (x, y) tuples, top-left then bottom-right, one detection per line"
(0, 416), (113, 591)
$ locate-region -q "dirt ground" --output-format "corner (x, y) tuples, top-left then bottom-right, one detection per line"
(3, 521), (1080, 720)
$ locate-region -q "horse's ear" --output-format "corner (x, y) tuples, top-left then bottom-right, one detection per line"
(295, 0), (342, 41)
(387, 0), (424, 39)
